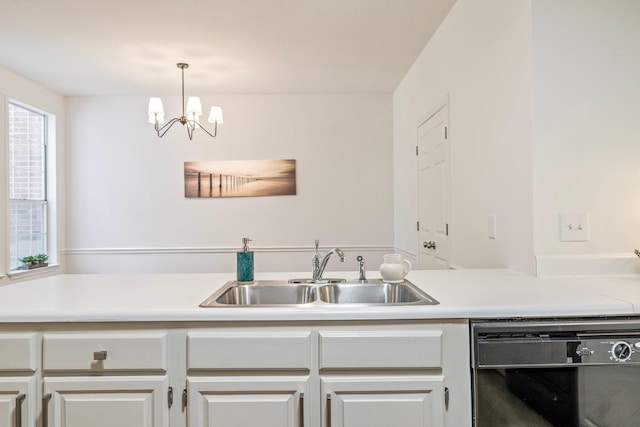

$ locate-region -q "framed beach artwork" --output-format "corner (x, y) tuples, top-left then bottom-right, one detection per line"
(184, 159), (297, 198)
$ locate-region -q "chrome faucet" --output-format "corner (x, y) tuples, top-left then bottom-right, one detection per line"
(357, 255), (367, 283)
(312, 240), (345, 281)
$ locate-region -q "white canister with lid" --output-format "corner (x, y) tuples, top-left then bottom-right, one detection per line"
(379, 254), (411, 283)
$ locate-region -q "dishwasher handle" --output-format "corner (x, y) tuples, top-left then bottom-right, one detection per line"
(475, 339), (574, 368)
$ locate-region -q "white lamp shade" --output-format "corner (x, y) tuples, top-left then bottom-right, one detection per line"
(186, 97), (203, 115)
(208, 106), (223, 124)
(148, 97), (165, 115)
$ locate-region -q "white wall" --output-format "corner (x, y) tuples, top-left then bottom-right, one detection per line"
(393, 0), (534, 273)
(532, 0), (640, 271)
(0, 65), (66, 284)
(65, 94), (394, 274)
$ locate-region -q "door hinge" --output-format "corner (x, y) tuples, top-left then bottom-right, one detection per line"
(446, 223), (449, 236)
(417, 221), (420, 231)
(445, 387), (449, 410)
(182, 388), (188, 410)
(444, 126), (448, 139)
(168, 386), (173, 408)
(415, 145), (419, 156)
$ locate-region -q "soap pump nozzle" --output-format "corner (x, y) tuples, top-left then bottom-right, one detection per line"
(242, 237), (252, 252)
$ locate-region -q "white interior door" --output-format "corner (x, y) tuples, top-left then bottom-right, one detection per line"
(417, 105), (450, 269)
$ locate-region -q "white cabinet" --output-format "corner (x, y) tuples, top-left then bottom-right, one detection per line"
(0, 334), (38, 427)
(42, 332), (170, 427)
(322, 376), (445, 427)
(187, 331), (312, 427)
(319, 328), (448, 427)
(0, 378), (36, 427)
(0, 319), (471, 427)
(185, 323), (470, 427)
(188, 377), (309, 427)
(43, 377), (168, 427)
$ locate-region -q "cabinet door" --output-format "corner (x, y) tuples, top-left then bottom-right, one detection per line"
(188, 376), (309, 427)
(0, 377), (36, 427)
(322, 376), (445, 427)
(43, 376), (169, 427)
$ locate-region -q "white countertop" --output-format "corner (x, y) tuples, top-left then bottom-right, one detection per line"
(0, 269), (639, 323)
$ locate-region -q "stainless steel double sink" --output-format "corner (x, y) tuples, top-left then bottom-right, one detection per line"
(199, 279), (439, 307)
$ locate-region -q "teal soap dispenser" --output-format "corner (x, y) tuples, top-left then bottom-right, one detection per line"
(237, 237), (254, 283)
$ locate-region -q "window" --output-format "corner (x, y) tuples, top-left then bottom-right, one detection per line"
(8, 102), (49, 271)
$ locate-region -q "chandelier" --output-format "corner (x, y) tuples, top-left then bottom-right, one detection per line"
(147, 63), (223, 140)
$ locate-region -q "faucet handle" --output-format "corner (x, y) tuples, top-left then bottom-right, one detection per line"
(357, 256), (366, 282)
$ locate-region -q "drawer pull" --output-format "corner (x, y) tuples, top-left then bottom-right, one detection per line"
(93, 350), (108, 361)
(326, 394), (332, 427)
(16, 394), (25, 427)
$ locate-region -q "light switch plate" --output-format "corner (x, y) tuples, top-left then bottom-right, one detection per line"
(488, 214), (497, 239)
(559, 213), (590, 242)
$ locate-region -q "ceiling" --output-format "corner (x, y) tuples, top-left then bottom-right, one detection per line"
(0, 0), (456, 96)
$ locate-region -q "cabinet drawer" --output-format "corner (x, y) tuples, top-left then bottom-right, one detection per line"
(319, 331), (442, 369)
(0, 334), (37, 371)
(188, 331), (311, 370)
(43, 333), (167, 372)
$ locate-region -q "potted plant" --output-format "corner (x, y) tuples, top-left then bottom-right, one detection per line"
(18, 254), (48, 269)
(18, 255), (35, 269)
(33, 253), (49, 268)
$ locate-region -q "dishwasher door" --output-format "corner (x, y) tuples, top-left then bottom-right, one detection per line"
(471, 319), (640, 427)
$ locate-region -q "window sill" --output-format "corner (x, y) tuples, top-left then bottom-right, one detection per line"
(7, 264), (60, 280)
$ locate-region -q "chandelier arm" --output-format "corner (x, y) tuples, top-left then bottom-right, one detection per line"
(155, 117), (182, 138)
(185, 119), (218, 138)
(197, 122), (218, 138)
(186, 122), (195, 140)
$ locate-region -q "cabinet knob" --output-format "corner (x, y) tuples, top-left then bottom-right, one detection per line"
(93, 350), (108, 361)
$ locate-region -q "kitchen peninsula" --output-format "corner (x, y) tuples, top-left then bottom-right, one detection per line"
(1, 269), (640, 427)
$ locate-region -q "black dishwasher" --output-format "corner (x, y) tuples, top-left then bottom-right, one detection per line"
(471, 318), (640, 427)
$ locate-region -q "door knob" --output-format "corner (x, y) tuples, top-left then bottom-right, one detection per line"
(423, 242), (428, 248)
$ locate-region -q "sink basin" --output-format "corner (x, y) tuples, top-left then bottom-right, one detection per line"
(200, 280), (317, 307)
(199, 279), (438, 307)
(317, 280), (439, 305)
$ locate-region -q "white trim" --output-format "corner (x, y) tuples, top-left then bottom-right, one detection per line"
(535, 254), (640, 276)
(417, 94), (449, 127)
(394, 246), (417, 258)
(62, 245), (394, 256)
(7, 263), (60, 279)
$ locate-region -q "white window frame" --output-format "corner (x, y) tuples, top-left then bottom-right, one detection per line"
(6, 99), (56, 275)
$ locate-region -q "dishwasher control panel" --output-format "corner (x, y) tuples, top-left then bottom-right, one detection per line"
(473, 318), (640, 368)
(575, 338), (640, 363)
